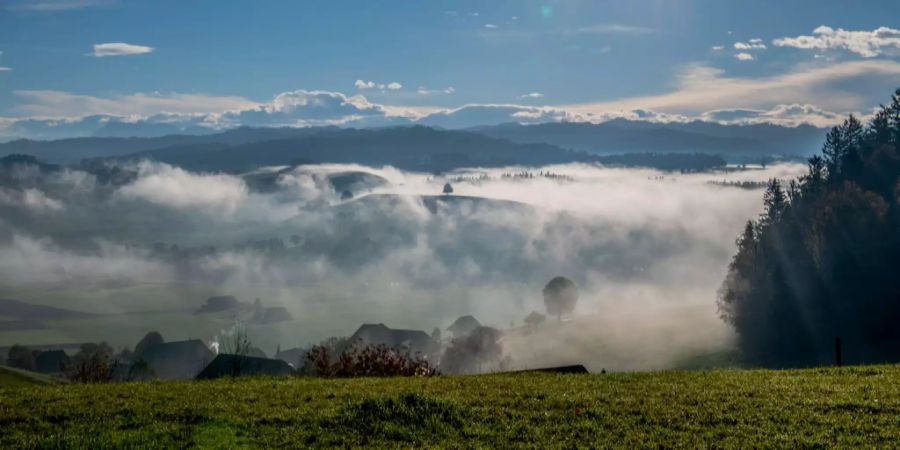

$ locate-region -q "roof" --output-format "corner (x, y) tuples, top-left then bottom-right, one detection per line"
(274, 347), (308, 368)
(447, 315), (481, 334)
(139, 339), (214, 380)
(196, 354), (294, 379)
(350, 323), (440, 358)
(134, 331), (164, 358)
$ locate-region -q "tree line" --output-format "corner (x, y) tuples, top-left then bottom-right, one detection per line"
(719, 88), (900, 367)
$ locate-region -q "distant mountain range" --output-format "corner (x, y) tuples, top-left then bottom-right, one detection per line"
(0, 126), (333, 164)
(0, 120), (826, 173)
(470, 120), (826, 156)
(94, 126), (586, 173)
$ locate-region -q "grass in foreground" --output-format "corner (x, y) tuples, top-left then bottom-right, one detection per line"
(2, 365), (900, 448)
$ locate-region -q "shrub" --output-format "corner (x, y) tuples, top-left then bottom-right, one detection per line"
(68, 342), (120, 383)
(306, 342), (438, 377)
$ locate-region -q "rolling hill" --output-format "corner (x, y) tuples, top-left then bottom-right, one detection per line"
(92, 126), (590, 173)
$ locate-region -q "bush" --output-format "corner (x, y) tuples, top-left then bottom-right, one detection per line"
(439, 326), (503, 374)
(306, 342), (438, 377)
(68, 342), (120, 383)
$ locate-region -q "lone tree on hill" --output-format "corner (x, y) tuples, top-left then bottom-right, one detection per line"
(442, 182), (454, 195)
(543, 276), (579, 322)
(524, 311), (546, 330)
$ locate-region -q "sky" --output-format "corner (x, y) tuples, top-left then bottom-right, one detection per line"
(0, 0), (899, 137)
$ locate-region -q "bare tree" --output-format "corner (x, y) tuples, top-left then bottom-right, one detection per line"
(219, 321), (253, 376)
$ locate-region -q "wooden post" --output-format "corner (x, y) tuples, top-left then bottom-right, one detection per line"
(834, 337), (842, 367)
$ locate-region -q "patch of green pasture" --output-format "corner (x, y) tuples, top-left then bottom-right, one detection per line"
(2, 366), (900, 448)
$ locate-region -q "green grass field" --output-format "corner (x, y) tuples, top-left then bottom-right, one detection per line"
(2, 366), (900, 448)
(0, 365), (64, 388)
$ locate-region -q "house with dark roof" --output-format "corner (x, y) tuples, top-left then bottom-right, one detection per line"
(195, 354), (294, 379)
(274, 347), (308, 369)
(350, 323), (440, 360)
(35, 350), (71, 374)
(139, 339), (214, 380)
(447, 315), (481, 338)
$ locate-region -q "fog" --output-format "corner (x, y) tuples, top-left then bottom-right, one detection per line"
(0, 160), (807, 371)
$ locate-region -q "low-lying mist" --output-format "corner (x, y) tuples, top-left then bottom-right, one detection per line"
(0, 159), (807, 371)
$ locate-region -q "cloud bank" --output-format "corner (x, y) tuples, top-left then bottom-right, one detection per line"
(91, 43), (154, 57)
(2, 59), (896, 140)
(774, 26), (900, 58)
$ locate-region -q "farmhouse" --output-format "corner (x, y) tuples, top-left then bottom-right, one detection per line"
(350, 323), (440, 360)
(195, 354), (294, 379)
(447, 315), (481, 338)
(139, 339), (214, 380)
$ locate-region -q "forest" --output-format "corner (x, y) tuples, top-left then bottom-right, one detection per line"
(719, 88), (900, 367)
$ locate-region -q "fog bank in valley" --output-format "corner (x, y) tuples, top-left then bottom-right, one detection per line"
(0, 160), (807, 371)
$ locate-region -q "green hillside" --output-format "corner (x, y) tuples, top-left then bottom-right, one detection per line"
(0, 365), (63, 388)
(3, 366), (900, 448)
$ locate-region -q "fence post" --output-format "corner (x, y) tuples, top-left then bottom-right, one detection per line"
(834, 336), (842, 367)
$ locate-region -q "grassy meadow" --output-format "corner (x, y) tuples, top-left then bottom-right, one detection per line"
(2, 365), (900, 448)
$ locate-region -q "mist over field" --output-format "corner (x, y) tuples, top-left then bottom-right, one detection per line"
(0, 159), (807, 370)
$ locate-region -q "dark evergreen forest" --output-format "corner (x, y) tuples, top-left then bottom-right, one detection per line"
(719, 89), (900, 367)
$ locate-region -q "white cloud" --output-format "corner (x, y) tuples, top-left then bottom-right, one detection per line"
(773, 26), (900, 58)
(222, 90), (399, 128)
(562, 59), (900, 116)
(573, 24), (653, 35)
(0, 188), (63, 212)
(0, 67), (11, 72)
(417, 86), (456, 96)
(520, 92), (544, 99)
(711, 45), (724, 51)
(701, 103), (847, 127)
(355, 79), (402, 91)
(734, 52), (755, 61)
(734, 39), (767, 50)
(416, 104), (576, 128)
(11, 90), (257, 117)
(5, 58), (898, 138)
(91, 42), (154, 57)
(484, 24), (498, 29)
(117, 162), (248, 214)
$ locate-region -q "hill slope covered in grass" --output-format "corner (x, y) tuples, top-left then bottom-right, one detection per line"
(0, 365), (64, 388)
(2, 366), (900, 447)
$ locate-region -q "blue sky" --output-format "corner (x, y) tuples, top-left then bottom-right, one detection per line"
(0, 0), (899, 137)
